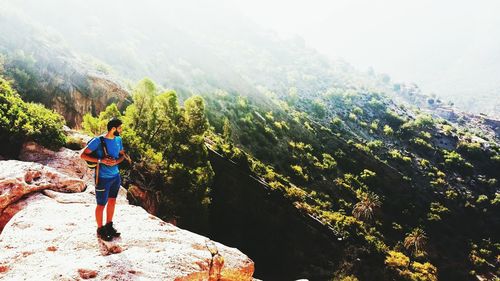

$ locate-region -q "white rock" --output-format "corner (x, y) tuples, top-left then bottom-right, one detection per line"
(0, 194), (254, 280)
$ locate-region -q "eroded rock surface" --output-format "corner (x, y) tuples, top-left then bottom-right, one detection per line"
(0, 160), (86, 212)
(0, 193), (254, 281)
(0, 141), (254, 280)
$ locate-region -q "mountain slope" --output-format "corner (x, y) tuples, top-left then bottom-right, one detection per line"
(0, 2), (498, 280)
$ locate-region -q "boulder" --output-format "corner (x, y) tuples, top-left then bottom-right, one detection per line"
(0, 160), (86, 212)
(19, 142), (89, 180)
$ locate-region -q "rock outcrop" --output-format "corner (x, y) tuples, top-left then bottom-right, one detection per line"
(47, 73), (131, 128)
(0, 160), (86, 213)
(127, 184), (159, 216)
(0, 143), (254, 280)
(0, 193), (254, 281)
(0, 10), (131, 128)
(19, 141), (90, 180)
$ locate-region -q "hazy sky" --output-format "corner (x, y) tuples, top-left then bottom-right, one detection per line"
(6, 0), (500, 86)
(230, 0), (500, 84)
(3, 0), (500, 112)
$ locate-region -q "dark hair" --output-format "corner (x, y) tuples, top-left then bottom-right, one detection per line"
(107, 117), (122, 131)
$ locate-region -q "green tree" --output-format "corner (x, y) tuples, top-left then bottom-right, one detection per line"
(311, 99), (326, 119)
(184, 95), (209, 136)
(81, 79), (213, 233)
(0, 77), (65, 156)
(121, 81), (213, 232)
(128, 78), (157, 132)
(82, 103), (122, 136)
(82, 113), (102, 136)
(383, 124), (394, 136)
(222, 117), (232, 141)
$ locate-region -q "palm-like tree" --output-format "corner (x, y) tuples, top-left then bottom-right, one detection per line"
(404, 227), (427, 256)
(352, 192), (381, 222)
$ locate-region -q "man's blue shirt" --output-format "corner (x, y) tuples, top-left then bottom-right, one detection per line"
(87, 136), (123, 178)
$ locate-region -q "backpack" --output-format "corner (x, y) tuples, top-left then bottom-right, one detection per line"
(85, 136), (109, 169)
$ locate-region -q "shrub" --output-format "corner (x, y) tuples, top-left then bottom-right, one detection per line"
(476, 195), (488, 204)
(411, 137), (433, 151)
(410, 262), (438, 281)
(360, 169), (376, 180)
(383, 125), (394, 136)
(385, 109), (405, 128)
(443, 150), (474, 175)
(457, 141), (484, 160)
(386, 251), (438, 281)
(428, 202), (450, 221)
(0, 77), (66, 156)
(385, 251), (410, 268)
(291, 164), (309, 181)
(414, 114), (435, 129)
(311, 99), (326, 118)
(389, 149), (412, 163)
(367, 140), (383, 150)
(353, 106), (363, 115)
(419, 159), (430, 168)
(65, 136), (84, 150)
(339, 275), (359, 281)
(349, 113), (357, 121)
(331, 117), (343, 127)
(442, 124), (453, 135)
(445, 190), (458, 200)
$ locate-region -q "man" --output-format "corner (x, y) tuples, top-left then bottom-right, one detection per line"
(80, 117), (125, 241)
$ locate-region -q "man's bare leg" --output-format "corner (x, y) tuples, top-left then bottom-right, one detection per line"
(96, 205), (105, 227)
(106, 198), (117, 224)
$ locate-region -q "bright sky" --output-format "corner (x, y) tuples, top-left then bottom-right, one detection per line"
(230, 0), (500, 85)
(4, 0), (500, 100)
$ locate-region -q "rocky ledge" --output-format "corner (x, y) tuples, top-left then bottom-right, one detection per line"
(0, 143), (254, 280)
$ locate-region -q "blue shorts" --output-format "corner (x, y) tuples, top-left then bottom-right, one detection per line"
(95, 174), (121, 206)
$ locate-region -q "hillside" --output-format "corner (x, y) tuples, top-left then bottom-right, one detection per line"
(0, 2), (499, 281)
(201, 87), (499, 280)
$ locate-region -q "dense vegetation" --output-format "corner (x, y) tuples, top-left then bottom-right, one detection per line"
(0, 76), (65, 157)
(201, 87), (499, 280)
(81, 78), (213, 233)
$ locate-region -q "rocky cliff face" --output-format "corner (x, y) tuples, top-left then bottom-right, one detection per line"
(0, 10), (131, 128)
(47, 73), (131, 128)
(0, 142), (254, 280)
(7, 52), (131, 128)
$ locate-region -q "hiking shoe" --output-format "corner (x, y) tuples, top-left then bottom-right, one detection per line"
(97, 226), (112, 241)
(104, 222), (121, 238)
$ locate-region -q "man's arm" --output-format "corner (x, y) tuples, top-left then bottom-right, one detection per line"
(80, 147), (116, 166)
(114, 137), (129, 165)
(115, 150), (126, 164)
(80, 147), (99, 163)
